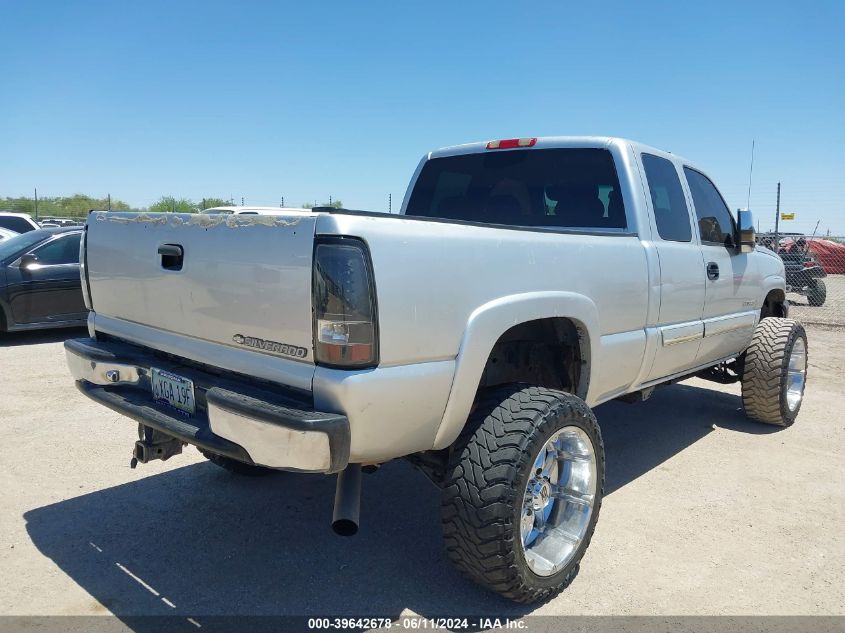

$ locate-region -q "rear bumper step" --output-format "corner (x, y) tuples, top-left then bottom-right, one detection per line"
(65, 337), (350, 473)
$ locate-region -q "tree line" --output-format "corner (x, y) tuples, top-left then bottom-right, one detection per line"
(1, 195), (343, 218)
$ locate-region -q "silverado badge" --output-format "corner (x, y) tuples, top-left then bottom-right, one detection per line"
(232, 334), (308, 359)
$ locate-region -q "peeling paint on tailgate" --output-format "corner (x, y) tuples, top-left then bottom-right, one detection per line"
(85, 212), (318, 364)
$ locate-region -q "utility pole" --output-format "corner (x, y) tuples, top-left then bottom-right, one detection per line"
(774, 182), (781, 247)
(34, 188), (38, 220)
(108, 193), (112, 211)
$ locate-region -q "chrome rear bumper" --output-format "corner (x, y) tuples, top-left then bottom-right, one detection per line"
(65, 337), (349, 473)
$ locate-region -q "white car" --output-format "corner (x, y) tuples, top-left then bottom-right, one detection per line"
(0, 212), (40, 234)
(201, 205), (314, 215)
(0, 227), (19, 241)
(66, 136), (803, 603)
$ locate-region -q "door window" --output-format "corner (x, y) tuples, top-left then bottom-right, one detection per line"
(32, 233), (81, 265)
(684, 168), (736, 247)
(641, 154), (692, 242)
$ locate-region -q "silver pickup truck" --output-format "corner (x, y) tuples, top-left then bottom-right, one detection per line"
(66, 136), (807, 603)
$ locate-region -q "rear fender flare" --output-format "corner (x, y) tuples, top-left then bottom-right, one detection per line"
(431, 291), (599, 450)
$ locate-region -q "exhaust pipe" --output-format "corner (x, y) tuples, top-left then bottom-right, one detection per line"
(332, 464), (362, 536)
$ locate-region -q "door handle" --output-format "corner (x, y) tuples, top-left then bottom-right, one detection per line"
(706, 261), (720, 281)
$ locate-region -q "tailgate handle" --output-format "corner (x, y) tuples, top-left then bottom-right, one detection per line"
(158, 244), (184, 271)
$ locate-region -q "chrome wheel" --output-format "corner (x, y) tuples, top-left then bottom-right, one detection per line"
(785, 336), (807, 412)
(519, 426), (597, 577)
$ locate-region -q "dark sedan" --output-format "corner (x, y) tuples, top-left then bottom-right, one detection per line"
(0, 227), (88, 332)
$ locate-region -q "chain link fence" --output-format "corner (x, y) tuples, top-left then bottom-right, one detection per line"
(758, 235), (845, 327)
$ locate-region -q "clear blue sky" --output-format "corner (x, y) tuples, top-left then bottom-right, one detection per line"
(2, 0), (843, 233)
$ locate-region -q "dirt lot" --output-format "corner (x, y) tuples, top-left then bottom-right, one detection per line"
(0, 325), (843, 621)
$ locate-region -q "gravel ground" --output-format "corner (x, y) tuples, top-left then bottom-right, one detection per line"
(0, 325), (843, 620)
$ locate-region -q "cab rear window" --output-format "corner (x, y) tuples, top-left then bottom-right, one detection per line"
(405, 148), (627, 231)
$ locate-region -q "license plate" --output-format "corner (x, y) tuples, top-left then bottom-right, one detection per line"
(151, 368), (195, 416)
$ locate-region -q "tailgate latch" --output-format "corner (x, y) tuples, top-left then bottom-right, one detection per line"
(158, 243), (184, 271)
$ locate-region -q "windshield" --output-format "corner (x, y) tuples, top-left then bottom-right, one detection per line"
(0, 231), (47, 262)
(405, 148), (627, 230)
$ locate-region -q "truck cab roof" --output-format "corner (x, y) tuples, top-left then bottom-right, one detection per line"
(429, 136), (691, 166)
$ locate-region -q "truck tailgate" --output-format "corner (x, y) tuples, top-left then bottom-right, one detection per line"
(86, 212), (317, 367)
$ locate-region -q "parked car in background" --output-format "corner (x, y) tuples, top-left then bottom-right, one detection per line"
(0, 212), (41, 234)
(39, 217), (84, 227)
(0, 227), (88, 333)
(201, 206), (311, 215)
(0, 227), (19, 241)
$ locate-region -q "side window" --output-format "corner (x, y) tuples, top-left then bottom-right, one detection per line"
(684, 167), (736, 247)
(32, 234), (81, 265)
(641, 154), (692, 242)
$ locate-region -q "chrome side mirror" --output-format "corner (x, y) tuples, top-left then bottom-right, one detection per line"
(737, 209), (755, 254)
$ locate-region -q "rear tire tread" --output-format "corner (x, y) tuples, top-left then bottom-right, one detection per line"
(441, 384), (604, 604)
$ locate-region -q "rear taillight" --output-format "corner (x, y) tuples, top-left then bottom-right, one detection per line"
(312, 237), (378, 368)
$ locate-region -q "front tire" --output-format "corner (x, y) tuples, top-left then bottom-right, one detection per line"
(741, 318), (808, 427)
(441, 385), (604, 603)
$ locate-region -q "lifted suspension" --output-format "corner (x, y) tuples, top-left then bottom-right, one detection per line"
(696, 358), (743, 384)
